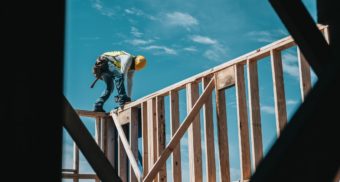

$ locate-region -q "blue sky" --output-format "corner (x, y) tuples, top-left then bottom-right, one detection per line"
(63, 0), (317, 181)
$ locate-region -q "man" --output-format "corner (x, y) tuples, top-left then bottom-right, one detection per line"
(92, 50), (147, 112)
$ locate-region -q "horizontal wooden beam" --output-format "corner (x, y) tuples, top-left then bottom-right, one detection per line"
(143, 78), (215, 182)
(62, 169), (76, 173)
(75, 109), (107, 118)
(62, 173), (99, 179)
(116, 25), (327, 114)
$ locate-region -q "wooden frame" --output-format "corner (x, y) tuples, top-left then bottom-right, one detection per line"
(62, 25), (330, 182)
(143, 78), (215, 182)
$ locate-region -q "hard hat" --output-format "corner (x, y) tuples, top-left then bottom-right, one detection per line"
(134, 55), (147, 71)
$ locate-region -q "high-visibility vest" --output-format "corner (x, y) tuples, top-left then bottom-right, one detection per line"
(102, 51), (130, 68)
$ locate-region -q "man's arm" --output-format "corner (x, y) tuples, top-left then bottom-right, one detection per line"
(120, 55), (133, 75)
(126, 70), (134, 98)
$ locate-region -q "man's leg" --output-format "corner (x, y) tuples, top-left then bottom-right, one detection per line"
(114, 73), (131, 107)
(94, 73), (114, 112)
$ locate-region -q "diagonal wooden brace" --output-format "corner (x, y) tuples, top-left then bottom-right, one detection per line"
(143, 77), (215, 182)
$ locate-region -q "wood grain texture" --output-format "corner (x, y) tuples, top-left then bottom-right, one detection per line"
(214, 73), (231, 182)
(247, 60), (263, 170)
(235, 64), (251, 180)
(143, 79), (215, 182)
(169, 90), (182, 182)
(202, 77), (216, 182)
(270, 50), (288, 135)
(186, 82), (203, 182)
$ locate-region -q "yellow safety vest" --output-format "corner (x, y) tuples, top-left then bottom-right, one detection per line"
(102, 51), (129, 68)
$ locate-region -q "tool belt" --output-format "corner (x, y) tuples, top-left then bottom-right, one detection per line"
(92, 57), (109, 79)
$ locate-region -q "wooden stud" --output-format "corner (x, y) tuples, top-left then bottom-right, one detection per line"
(202, 77), (216, 182)
(142, 102), (149, 177)
(169, 90), (182, 182)
(156, 96), (167, 182)
(297, 48), (312, 101)
(147, 98), (158, 182)
(214, 74), (231, 182)
(235, 64), (251, 180)
(95, 117), (102, 149)
(73, 143), (79, 182)
(143, 78), (215, 182)
(186, 82), (203, 182)
(270, 50), (288, 135)
(118, 124), (128, 182)
(102, 118), (108, 156)
(246, 59), (263, 171)
(130, 108), (139, 182)
(106, 116), (118, 170)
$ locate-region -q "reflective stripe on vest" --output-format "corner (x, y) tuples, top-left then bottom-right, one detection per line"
(102, 51), (127, 68)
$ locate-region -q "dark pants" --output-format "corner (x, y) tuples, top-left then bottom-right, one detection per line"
(94, 63), (130, 110)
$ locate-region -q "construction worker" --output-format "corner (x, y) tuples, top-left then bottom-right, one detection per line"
(92, 51), (147, 112)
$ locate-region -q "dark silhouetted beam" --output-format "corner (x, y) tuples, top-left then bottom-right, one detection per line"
(268, 0), (331, 77)
(63, 96), (122, 182)
(251, 0), (340, 181)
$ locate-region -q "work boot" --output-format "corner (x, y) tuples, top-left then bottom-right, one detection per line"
(118, 96), (131, 107)
(93, 105), (106, 113)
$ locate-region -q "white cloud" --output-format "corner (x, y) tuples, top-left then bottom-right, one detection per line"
(183, 46), (198, 52)
(190, 35), (217, 45)
(282, 62), (300, 78)
(131, 27), (143, 37)
(283, 52), (297, 63)
(165, 12), (198, 28)
(203, 44), (229, 62)
(282, 52), (300, 79)
(92, 1), (103, 11)
(247, 31), (274, 43)
(287, 99), (298, 105)
(143, 45), (177, 55)
(125, 8), (157, 20)
(261, 105), (275, 114)
(246, 29), (287, 43)
(91, 0), (116, 17)
(189, 35), (228, 61)
(128, 39), (153, 46)
(125, 8), (143, 16)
